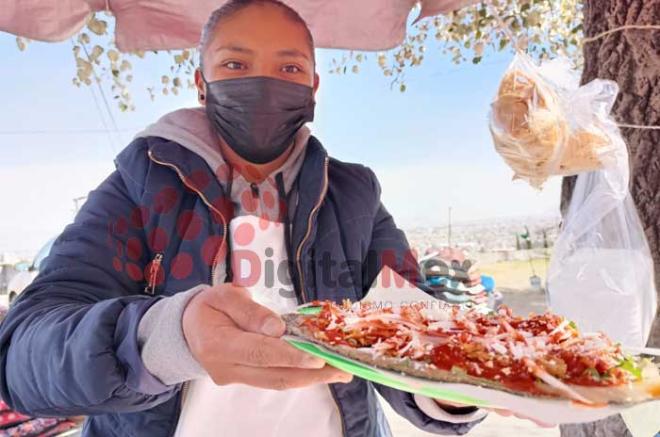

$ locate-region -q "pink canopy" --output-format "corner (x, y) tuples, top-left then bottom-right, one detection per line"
(0, 0), (477, 52)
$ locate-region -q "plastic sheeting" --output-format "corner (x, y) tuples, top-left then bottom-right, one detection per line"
(0, 0), (477, 52)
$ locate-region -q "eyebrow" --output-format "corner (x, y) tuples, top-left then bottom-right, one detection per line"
(215, 45), (255, 54)
(214, 45), (311, 62)
(276, 48), (311, 61)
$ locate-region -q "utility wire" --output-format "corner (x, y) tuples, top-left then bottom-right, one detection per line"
(70, 38), (126, 154)
(0, 128), (137, 135)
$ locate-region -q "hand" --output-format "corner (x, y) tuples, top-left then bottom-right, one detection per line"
(490, 408), (555, 428)
(433, 401), (555, 428)
(433, 400), (479, 414)
(182, 283), (352, 390)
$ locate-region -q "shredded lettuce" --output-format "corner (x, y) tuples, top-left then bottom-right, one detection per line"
(585, 367), (599, 379)
(617, 356), (642, 379)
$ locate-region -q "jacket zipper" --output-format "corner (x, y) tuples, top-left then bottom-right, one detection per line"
(295, 156), (329, 303)
(144, 253), (163, 295)
(147, 149), (228, 285)
(147, 149), (229, 428)
(294, 157), (346, 437)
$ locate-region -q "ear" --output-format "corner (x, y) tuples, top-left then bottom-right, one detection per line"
(312, 72), (320, 97)
(194, 69), (206, 106)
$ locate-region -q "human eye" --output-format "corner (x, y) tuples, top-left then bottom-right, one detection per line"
(281, 64), (303, 74)
(222, 60), (246, 71)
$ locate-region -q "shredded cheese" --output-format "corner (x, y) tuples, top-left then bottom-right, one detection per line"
(304, 301), (640, 393)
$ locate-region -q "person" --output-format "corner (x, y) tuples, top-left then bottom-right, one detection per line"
(0, 1), (499, 436)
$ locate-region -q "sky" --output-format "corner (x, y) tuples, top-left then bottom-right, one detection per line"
(0, 16), (562, 258)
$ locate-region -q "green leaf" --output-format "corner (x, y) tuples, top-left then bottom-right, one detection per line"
(87, 17), (108, 36)
(79, 33), (91, 45)
(499, 38), (509, 50)
(107, 49), (119, 63)
(568, 321), (577, 330)
(16, 37), (27, 52)
(90, 45), (104, 62)
(472, 56), (482, 64)
(585, 368), (600, 381)
(617, 357), (642, 379)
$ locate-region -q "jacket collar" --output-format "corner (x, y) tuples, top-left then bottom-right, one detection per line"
(145, 134), (329, 255)
(143, 118), (330, 302)
(137, 108), (311, 196)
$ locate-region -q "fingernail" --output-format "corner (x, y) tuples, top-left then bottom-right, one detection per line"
(261, 317), (284, 337)
(335, 373), (353, 383)
(302, 356), (325, 369)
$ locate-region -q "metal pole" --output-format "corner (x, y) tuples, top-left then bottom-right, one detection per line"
(448, 207), (452, 247)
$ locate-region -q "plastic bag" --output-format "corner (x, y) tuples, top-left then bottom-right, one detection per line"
(489, 54), (618, 189)
(538, 58), (657, 348)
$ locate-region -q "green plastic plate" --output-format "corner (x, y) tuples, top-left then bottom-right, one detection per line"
(285, 337), (490, 407)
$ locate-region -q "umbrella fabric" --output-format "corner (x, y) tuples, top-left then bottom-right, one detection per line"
(0, 0), (477, 52)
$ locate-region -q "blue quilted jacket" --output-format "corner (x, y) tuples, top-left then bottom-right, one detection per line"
(0, 135), (483, 436)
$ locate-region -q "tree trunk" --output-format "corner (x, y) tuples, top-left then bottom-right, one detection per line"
(560, 1), (660, 436)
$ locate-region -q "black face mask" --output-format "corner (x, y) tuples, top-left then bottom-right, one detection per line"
(204, 76), (316, 164)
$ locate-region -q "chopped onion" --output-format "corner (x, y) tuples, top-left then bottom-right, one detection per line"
(491, 342), (508, 355)
(419, 334), (451, 346)
(427, 320), (455, 331)
(549, 320), (569, 337)
(524, 358), (595, 404)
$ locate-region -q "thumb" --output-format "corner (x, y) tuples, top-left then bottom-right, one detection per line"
(208, 284), (285, 337)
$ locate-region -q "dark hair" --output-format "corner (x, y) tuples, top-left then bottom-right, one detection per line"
(199, 0), (315, 70)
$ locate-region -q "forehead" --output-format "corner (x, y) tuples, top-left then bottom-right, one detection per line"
(206, 4), (313, 57)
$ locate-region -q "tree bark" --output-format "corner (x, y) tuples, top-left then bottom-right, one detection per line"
(560, 1), (660, 436)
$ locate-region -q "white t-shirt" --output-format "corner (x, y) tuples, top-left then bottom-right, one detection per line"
(174, 215), (342, 437)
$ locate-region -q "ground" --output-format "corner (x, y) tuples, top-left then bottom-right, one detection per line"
(480, 258), (550, 293)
